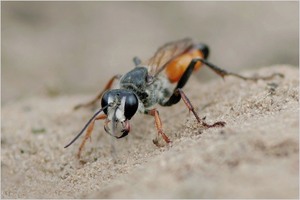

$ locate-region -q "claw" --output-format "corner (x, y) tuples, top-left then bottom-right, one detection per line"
(202, 121), (226, 128)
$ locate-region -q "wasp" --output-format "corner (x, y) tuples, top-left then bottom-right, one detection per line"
(64, 38), (283, 158)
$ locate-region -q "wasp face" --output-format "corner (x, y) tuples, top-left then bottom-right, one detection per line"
(101, 89), (139, 138)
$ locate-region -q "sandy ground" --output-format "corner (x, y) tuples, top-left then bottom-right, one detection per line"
(1, 65), (299, 198)
(2, 2), (298, 199)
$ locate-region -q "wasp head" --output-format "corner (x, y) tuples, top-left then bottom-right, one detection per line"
(101, 89), (139, 138)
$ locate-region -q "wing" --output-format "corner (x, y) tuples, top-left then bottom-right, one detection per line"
(145, 38), (195, 77)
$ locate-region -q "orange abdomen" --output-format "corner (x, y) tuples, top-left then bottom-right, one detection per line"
(165, 49), (204, 83)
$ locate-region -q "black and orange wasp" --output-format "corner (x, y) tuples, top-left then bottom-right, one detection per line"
(64, 38), (283, 158)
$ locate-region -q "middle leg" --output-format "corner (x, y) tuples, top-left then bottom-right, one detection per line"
(77, 114), (107, 158)
(74, 75), (121, 110)
(145, 109), (171, 145)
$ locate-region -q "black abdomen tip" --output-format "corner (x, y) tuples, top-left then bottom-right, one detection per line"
(196, 43), (209, 59)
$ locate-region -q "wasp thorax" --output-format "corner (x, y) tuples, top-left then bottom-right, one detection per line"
(101, 89), (139, 121)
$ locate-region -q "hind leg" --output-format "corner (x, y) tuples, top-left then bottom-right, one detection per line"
(176, 88), (225, 128)
(193, 58), (284, 81)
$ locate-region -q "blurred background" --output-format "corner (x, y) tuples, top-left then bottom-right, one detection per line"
(2, 2), (299, 104)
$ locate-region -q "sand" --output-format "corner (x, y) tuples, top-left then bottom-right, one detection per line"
(1, 65), (299, 198)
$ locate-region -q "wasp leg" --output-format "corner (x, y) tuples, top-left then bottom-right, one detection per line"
(77, 114), (106, 159)
(161, 56), (225, 127)
(162, 57), (284, 107)
(74, 75), (121, 110)
(176, 88), (225, 128)
(194, 58), (284, 81)
(145, 109), (171, 145)
(133, 56), (142, 67)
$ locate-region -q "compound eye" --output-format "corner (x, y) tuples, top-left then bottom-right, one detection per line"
(124, 93), (138, 120)
(101, 91), (110, 115)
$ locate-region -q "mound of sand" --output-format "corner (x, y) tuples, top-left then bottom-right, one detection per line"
(1, 65), (299, 198)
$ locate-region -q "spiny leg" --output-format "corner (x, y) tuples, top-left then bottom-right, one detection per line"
(145, 109), (171, 145)
(74, 75), (121, 110)
(194, 58), (284, 81)
(176, 89), (225, 128)
(77, 114), (106, 159)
